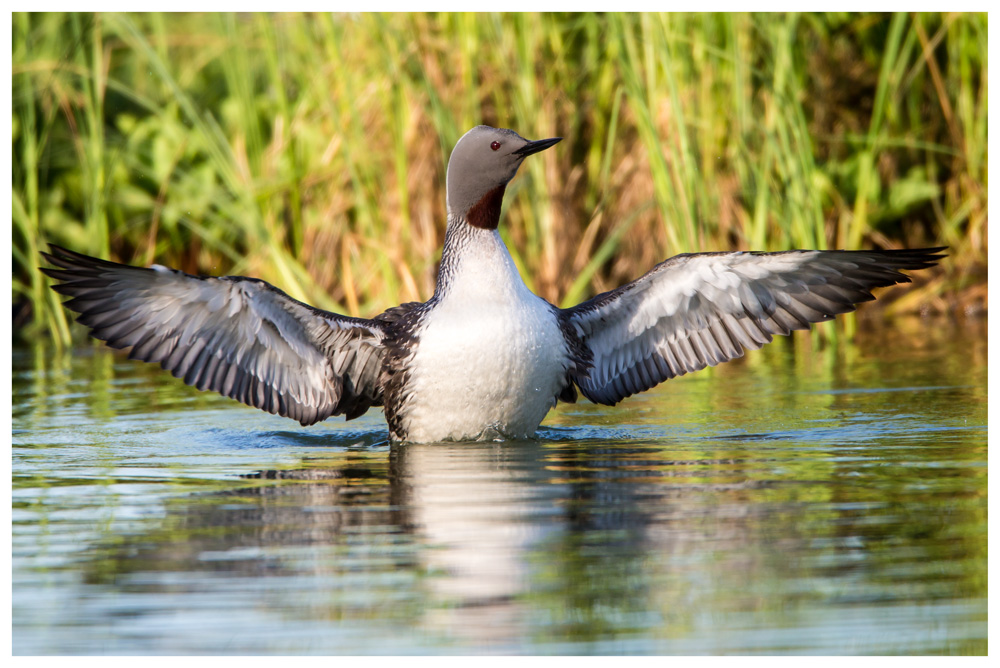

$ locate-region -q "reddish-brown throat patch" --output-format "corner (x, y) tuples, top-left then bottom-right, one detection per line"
(465, 185), (506, 230)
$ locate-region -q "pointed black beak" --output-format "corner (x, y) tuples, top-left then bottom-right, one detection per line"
(513, 136), (562, 158)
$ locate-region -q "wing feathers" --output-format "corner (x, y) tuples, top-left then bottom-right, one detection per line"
(564, 248), (944, 405)
(42, 245), (389, 425)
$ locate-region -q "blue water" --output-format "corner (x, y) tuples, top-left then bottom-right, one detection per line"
(12, 317), (987, 654)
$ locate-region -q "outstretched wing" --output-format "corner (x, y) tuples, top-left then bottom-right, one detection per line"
(561, 248), (945, 405)
(42, 245), (389, 425)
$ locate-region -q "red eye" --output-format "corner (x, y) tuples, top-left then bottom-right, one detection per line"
(490, 141), (501, 151)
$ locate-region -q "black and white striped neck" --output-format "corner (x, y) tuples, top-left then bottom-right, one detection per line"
(433, 214), (526, 302)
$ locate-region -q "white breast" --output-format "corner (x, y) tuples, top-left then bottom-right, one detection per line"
(400, 230), (570, 442)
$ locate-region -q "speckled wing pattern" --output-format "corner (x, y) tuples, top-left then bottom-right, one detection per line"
(562, 248), (945, 406)
(41, 245), (388, 425)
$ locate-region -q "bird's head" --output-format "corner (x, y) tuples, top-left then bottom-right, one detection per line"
(445, 125), (561, 229)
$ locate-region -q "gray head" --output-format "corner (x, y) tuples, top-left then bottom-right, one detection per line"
(446, 125), (561, 229)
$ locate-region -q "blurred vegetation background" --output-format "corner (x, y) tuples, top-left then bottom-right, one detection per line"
(13, 12), (988, 346)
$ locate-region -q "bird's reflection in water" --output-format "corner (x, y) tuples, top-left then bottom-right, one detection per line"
(389, 440), (564, 644)
(84, 424), (954, 651)
(77, 431), (667, 647)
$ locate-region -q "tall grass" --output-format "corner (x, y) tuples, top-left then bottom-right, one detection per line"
(13, 12), (987, 345)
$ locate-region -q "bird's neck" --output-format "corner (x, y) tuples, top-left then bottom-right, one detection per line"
(464, 185), (506, 230)
(434, 215), (528, 303)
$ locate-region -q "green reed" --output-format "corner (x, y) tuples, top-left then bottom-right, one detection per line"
(12, 12), (986, 345)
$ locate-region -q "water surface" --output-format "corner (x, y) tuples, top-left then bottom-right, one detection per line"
(12, 317), (987, 654)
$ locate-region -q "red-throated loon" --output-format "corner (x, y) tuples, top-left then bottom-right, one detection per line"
(42, 125), (943, 442)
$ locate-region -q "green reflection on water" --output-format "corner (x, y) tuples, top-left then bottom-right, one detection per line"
(12, 317), (987, 654)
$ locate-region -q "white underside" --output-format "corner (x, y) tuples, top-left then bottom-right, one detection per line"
(400, 229), (570, 442)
